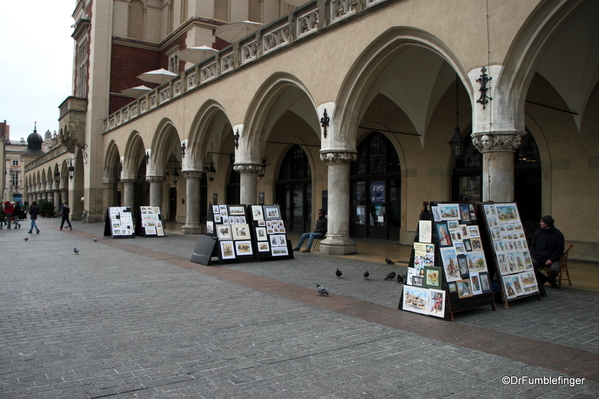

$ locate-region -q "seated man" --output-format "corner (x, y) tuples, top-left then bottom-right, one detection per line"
(530, 215), (564, 296)
(293, 209), (327, 253)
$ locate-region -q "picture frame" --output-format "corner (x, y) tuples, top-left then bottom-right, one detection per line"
(411, 275), (424, 287)
(463, 239), (472, 252)
(263, 205), (281, 220)
(257, 241), (270, 252)
(216, 224), (232, 240)
(435, 222), (453, 247)
(255, 227), (268, 241)
(470, 273), (483, 295)
(206, 221), (214, 236)
(466, 252), (487, 273)
(467, 225), (480, 238)
(228, 205), (246, 216)
(440, 247), (460, 282)
(502, 275), (518, 299)
(428, 289), (446, 318)
(235, 240), (254, 256)
(448, 282), (457, 293)
(214, 214), (221, 223)
(231, 224), (251, 240)
(212, 205), (219, 214)
(457, 254), (469, 278)
(438, 203), (461, 220)
(456, 279), (473, 298)
(495, 204), (520, 224)
(402, 285), (429, 315)
(258, 220), (266, 227)
(418, 220), (432, 243)
(479, 271), (492, 293)
(219, 204), (228, 214)
(271, 246), (289, 257)
(423, 266), (442, 289)
(220, 241), (236, 259)
(251, 205), (264, 221)
(459, 204), (470, 222)
(270, 235), (279, 247)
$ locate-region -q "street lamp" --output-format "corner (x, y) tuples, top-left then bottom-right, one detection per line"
(54, 170), (60, 183)
(68, 161), (75, 179)
(448, 77), (464, 160)
(172, 168), (179, 184)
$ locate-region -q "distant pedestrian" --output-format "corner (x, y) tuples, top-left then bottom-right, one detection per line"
(28, 201), (40, 234)
(12, 202), (22, 229)
(3, 201), (14, 230)
(58, 200), (72, 231)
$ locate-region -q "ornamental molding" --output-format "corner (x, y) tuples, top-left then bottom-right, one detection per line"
(233, 164), (263, 174)
(120, 179), (136, 184)
(146, 175), (165, 183)
(183, 171), (204, 179)
(471, 132), (524, 153)
(319, 151), (358, 164)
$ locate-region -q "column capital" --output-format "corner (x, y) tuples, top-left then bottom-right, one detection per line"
(121, 179), (136, 184)
(471, 131), (524, 153)
(182, 170), (204, 179)
(233, 164), (263, 174)
(319, 150), (357, 164)
(146, 175), (165, 183)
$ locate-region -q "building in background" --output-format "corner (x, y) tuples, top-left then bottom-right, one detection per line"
(21, 0), (599, 261)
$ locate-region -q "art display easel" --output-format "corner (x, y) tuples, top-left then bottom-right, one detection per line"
(195, 203), (293, 265)
(103, 207), (135, 238)
(138, 206), (165, 237)
(400, 202), (495, 321)
(477, 202), (540, 308)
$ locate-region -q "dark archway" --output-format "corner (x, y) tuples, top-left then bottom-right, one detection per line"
(276, 145), (312, 233)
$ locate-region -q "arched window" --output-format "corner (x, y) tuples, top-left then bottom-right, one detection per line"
(350, 132), (401, 240)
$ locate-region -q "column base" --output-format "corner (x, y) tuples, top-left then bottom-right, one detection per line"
(181, 225), (204, 235)
(319, 236), (356, 255)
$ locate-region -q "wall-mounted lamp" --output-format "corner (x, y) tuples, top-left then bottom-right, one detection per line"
(146, 150), (150, 163)
(233, 129), (240, 149)
(205, 160), (216, 182)
(448, 77), (464, 160)
(172, 168), (179, 184)
(320, 108), (330, 139)
(258, 157), (268, 179)
(68, 161), (75, 179)
(54, 170), (60, 183)
(181, 142), (186, 158)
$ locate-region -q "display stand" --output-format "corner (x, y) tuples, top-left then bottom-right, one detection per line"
(477, 202), (540, 308)
(400, 202), (495, 321)
(248, 204), (292, 260)
(104, 207), (135, 238)
(138, 206), (165, 237)
(190, 235), (220, 265)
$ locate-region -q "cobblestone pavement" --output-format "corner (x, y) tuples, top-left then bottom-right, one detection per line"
(1, 218), (598, 398)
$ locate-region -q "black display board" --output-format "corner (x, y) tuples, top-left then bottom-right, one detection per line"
(190, 235), (220, 265)
(103, 207), (135, 238)
(400, 202), (495, 321)
(477, 202), (540, 308)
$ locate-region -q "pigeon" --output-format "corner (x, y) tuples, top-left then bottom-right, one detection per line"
(385, 258), (395, 265)
(74, 248), (80, 254)
(316, 284), (329, 296)
(397, 274), (405, 284)
(384, 271), (396, 281)
(335, 269), (343, 278)
(92, 237), (97, 242)
(23, 237), (28, 241)
(363, 271), (370, 280)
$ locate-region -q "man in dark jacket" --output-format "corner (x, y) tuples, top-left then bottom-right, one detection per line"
(293, 209), (327, 253)
(531, 215), (564, 294)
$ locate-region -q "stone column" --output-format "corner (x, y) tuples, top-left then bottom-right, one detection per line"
(103, 181), (117, 209)
(146, 175), (165, 208)
(471, 133), (523, 202)
(53, 189), (61, 211)
(181, 170), (203, 235)
(319, 151), (357, 255)
(233, 164), (262, 205)
(121, 179), (135, 209)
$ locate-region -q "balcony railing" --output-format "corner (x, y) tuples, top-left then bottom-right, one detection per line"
(104, 0), (388, 133)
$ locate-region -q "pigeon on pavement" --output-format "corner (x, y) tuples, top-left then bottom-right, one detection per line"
(385, 258), (395, 265)
(397, 274), (405, 284)
(335, 269), (343, 278)
(74, 248), (80, 254)
(384, 271), (396, 281)
(23, 237), (28, 241)
(316, 284), (329, 296)
(363, 271), (370, 280)
(93, 237), (97, 242)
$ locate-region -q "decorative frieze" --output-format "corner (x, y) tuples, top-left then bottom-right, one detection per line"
(241, 41), (259, 64)
(331, 0), (357, 23)
(297, 9), (319, 38)
(471, 132), (524, 153)
(320, 151), (358, 164)
(146, 175), (165, 183)
(183, 170), (204, 179)
(263, 24), (291, 54)
(201, 62), (217, 82)
(233, 164), (264, 174)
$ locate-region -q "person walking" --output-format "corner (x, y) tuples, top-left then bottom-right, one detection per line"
(58, 200), (72, 231)
(28, 201), (41, 234)
(12, 202), (22, 229)
(3, 201), (14, 230)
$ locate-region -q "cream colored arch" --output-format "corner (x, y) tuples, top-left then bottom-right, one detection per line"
(122, 132), (147, 180)
(187, 100), (232, 171)
(335, 27), (471, 149)
(242, 72), (320, 164)
(149, 118), (182, 176)
(104, 140), (122, 183)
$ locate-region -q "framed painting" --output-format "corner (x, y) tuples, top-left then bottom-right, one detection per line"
(479, 271), (492, 293)
(495, 203), (520, 224)
(466, 252), (487, 273)
(502, 275), (518, 299)
(428, 289), (446, 318)
(402, 285), (430, 315)
(257, 241), (270, 252)
(271, 246), (289, 257)
(206, 221), (214, 236)
(251, 205), (264, 221)
(459, 204), (470, 222)
(235, 240), (253, 256)
(231, 224), (251, 240)
(423, 266), (442, 289)
(219, 241), (236, 259)
(470, 273), (483, 295)
(435, 222), (453, 247)
(228, 205), (246, 216)
(438, 203), (461, 220)
(411, 275), (424, 287)
(216, 224), (232, 240)
(263, 205), (281, 220)
(270, 235), (279, 247)
(255, 227), (268, 241)
(448, 282), (457, 293)
(440, 247), (460, 282)
(467, 225), (480, 238)
(212, 205), (219, 214)
(456, 279), (473, 298)
(457, 254), (469, 278)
